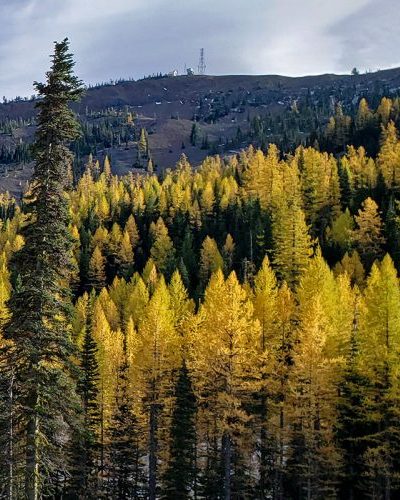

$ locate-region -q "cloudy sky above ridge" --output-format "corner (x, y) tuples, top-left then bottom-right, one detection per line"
(0, 0), (397, 98)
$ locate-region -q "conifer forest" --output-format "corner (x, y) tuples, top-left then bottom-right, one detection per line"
(2, 38), (400, 500)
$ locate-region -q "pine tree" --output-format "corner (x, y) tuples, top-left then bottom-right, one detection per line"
(147, 158), (154, 174)
(1, 38), (84, 499)
(162, 272), (196, 498)
(325, 208), (354, 254)
(385, 197), (400, 268)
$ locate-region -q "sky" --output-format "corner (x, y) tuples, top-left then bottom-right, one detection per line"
(0, 0), (398, 98)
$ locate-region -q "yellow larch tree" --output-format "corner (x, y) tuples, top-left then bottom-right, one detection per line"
(134, 277), (181, 499)
(189, 270), (261, 498)
(359, 255), (400, 496)
(287, 252), (343, 498)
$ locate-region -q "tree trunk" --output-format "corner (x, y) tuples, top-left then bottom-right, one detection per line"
(7, 371), (14, 500)
(259, 392), (267, 499)
(222, 432), (232, 500)
(149, 401), (158, 500)
(25, 390), (39, 500)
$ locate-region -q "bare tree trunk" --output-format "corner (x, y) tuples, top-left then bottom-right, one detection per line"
(149, 401), (158, 500)
(259, 392), (268, 499)
(25, 390), (39, 500)
(100, 385), (105, 494)
(222, 432), (232, 500)
(7, 370), (14, 500)
(385, 476), (391, 500)
(193, 411), (198, 500)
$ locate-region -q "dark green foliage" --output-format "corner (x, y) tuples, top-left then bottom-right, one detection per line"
(162, 364), (197, 499)
(336, 362), (374, 498)
(69, 292), (100, 497)
(385, 197), (400, 268)
(108, 351), (146, 499)
(0, 38), (83, 498)
(190, 122), (199, 146)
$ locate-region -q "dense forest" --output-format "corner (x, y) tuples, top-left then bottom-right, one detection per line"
(1, 40), (400, 500)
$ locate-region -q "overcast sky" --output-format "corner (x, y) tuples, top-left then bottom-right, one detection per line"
(0, 0), (398, 98)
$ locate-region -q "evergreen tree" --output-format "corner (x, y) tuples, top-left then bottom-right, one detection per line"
(108, 324), (146, 499)
(190, 122), (199, 146)
(162, 363), (197, 499)
(1, 38), (84, 499)
(70, 291), (100, 497)
(138, 128), (149, 159)
(336, 289), (374, 499)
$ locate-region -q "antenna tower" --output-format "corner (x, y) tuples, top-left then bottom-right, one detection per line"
(198, 48), (206, 75)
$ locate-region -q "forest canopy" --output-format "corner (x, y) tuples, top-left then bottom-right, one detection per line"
(0, 40), (400, 500)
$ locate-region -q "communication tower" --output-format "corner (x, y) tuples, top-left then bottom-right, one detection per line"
(198, 48), (206, 75)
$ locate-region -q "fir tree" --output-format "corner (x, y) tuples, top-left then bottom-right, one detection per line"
(1, 38), (84, 499)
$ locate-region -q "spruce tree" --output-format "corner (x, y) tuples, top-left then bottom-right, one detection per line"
(162, 363), (197, 499)
(1, 38), (83, 499)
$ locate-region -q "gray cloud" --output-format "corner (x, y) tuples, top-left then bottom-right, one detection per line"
(0, 0), (392, 98)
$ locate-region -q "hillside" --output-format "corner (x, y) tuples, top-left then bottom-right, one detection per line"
(2, 67), (400, 195)
(4, 36), (400, 500)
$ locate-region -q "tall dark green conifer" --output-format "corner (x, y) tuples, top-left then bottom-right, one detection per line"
(0, 38), (83, 499)
(336, 294), (373, 499)
(162, 363), (197, 499)
(69, 291), (100, 497)
(108, 339), (146, 499)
